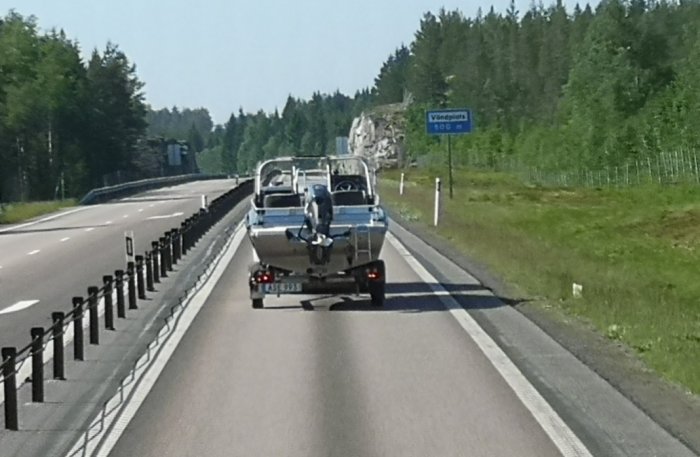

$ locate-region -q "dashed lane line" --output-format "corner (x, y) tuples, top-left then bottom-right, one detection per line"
(60, 237), (70, 242)
(27, 249), (40, 256)
(0, 300), (40, 315)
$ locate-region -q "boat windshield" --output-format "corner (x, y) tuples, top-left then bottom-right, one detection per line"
(257, 156), (370, 194)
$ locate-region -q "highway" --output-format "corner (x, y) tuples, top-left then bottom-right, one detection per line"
(0, 179), (238, 350)
(97, 221), (695, 457)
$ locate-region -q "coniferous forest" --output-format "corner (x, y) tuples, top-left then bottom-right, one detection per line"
(3, 0), (700, 201)
(380, 0), (700, 178)
(190, 0), (700, 181)
(0, 13), (146, 201)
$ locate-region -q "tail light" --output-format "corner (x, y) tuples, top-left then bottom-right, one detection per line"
(367, 270), (381, 281)
(255, 272), (274, 284)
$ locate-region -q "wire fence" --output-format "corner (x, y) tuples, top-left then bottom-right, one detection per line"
(422, 148), (700, 188)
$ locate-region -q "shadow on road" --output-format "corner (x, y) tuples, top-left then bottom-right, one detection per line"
(278, 281), (531, 313)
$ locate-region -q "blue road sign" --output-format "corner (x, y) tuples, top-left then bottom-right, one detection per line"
(426, 108), (473, 135)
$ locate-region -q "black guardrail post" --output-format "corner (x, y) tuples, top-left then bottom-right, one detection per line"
(115, 270), (126, 318)
(206, 206), (213, 231)
(163, 232), (173, 271)
(2, 347), (18, 430)
(196, 212), (204, 241)
(189, 216), (196, 247)
(103, 276), (114, 330)
(201, 208), (209, 236)
(193, 211), (201, 242)
(127, 262), (137, 310)
(146, 252), (154, 292)
(180, 221), (189, 255)
(72, 297), (84, 361)
(152, 242), (161, 283)
(30, 327), (44, 402)
(51, 312), (65, 380)
(135, 255), (146, 299)
(159, 237), (169, 277)
(88, 286), (99, 345)
(171, 229), (180, 264)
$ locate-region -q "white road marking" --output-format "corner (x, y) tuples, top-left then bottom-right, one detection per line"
(387, 232), (593, 457)
(138, 208), (144, 212)
(105, 221), (113, 225)
(65, 222), (247, 457)
(149, 204), (155, 208)
(123, 215), (129, 218)
(0, 207), (88, 233)
(0, 300), (40, 315)
(60, 237), (70, 242)
(85, 227), (95, 232)
(146, 211), (185, 220)
(27, 249), (40, 256)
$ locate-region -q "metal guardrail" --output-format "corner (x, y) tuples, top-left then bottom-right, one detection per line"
(1, 179), (253, 430)
(79, 173), (237, 205)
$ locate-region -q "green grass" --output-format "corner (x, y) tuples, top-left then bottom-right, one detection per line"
(0, 200), (77, 224)
(380, 168), (700, 394)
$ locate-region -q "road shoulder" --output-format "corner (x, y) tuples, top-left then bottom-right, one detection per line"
(387, 209), (700, 456)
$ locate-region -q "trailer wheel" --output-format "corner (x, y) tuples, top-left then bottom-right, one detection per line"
(252, 298), (264, 309)
(369, 282), (385, 307)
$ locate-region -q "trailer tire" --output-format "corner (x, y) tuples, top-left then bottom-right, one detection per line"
(369, 282), (385, 307)
(252, 298), (264, 309)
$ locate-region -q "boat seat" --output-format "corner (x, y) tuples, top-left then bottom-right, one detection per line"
(332, 190), (366, 206)
(264, 193), (302, 208)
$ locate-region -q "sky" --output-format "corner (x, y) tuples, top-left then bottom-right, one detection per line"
(2, 0), (593, 124)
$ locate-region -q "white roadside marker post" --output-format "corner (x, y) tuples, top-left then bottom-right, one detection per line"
(399, 172), (405, 196)
(434, 177), (441, 227)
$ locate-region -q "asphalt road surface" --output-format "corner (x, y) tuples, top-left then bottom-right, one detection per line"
(101, 222), (695, 457)
(0, 179), (239, 349)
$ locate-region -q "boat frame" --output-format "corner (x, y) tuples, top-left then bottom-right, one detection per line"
(245, 155), (388, 308)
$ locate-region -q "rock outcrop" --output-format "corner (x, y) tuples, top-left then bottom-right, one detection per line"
(348, 103), (406, 169)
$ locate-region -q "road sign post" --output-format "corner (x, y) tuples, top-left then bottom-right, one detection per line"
(448, 136), (453, 199)
(426, 108), (473, 199)
(125, 231), (135, 265)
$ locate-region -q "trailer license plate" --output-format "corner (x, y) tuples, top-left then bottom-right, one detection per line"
(263, 283), (302, 294)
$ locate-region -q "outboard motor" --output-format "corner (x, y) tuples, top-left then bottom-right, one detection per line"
(304, 184), (334, 264)
(305, 184), (333, 237)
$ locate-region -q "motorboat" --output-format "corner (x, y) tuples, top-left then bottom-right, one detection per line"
(245, 155), (388, 308)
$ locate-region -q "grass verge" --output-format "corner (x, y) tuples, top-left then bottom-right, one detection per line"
(0, 200), (77, 225)
(380, 168), (700, 394)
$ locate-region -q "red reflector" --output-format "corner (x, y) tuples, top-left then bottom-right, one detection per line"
(256, 272), (274, 283)
(367, 271), (381, 280)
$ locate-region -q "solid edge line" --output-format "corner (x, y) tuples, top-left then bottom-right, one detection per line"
(387, 231), (593, 457)
(0, 206), (89, 233)
(64, 222), (247, 457)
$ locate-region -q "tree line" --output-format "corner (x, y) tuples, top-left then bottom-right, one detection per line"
(0, 12), (147, 202)
(6, 1), (700, 201)
(199, 91), (372, 174)
(374, 0), (700, 173)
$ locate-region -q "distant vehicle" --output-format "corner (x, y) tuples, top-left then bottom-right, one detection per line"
(245, 155), (388, 308)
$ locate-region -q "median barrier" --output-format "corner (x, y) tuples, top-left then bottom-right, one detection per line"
(79, 173), (231, 205)
(0, 179), (254, 430)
